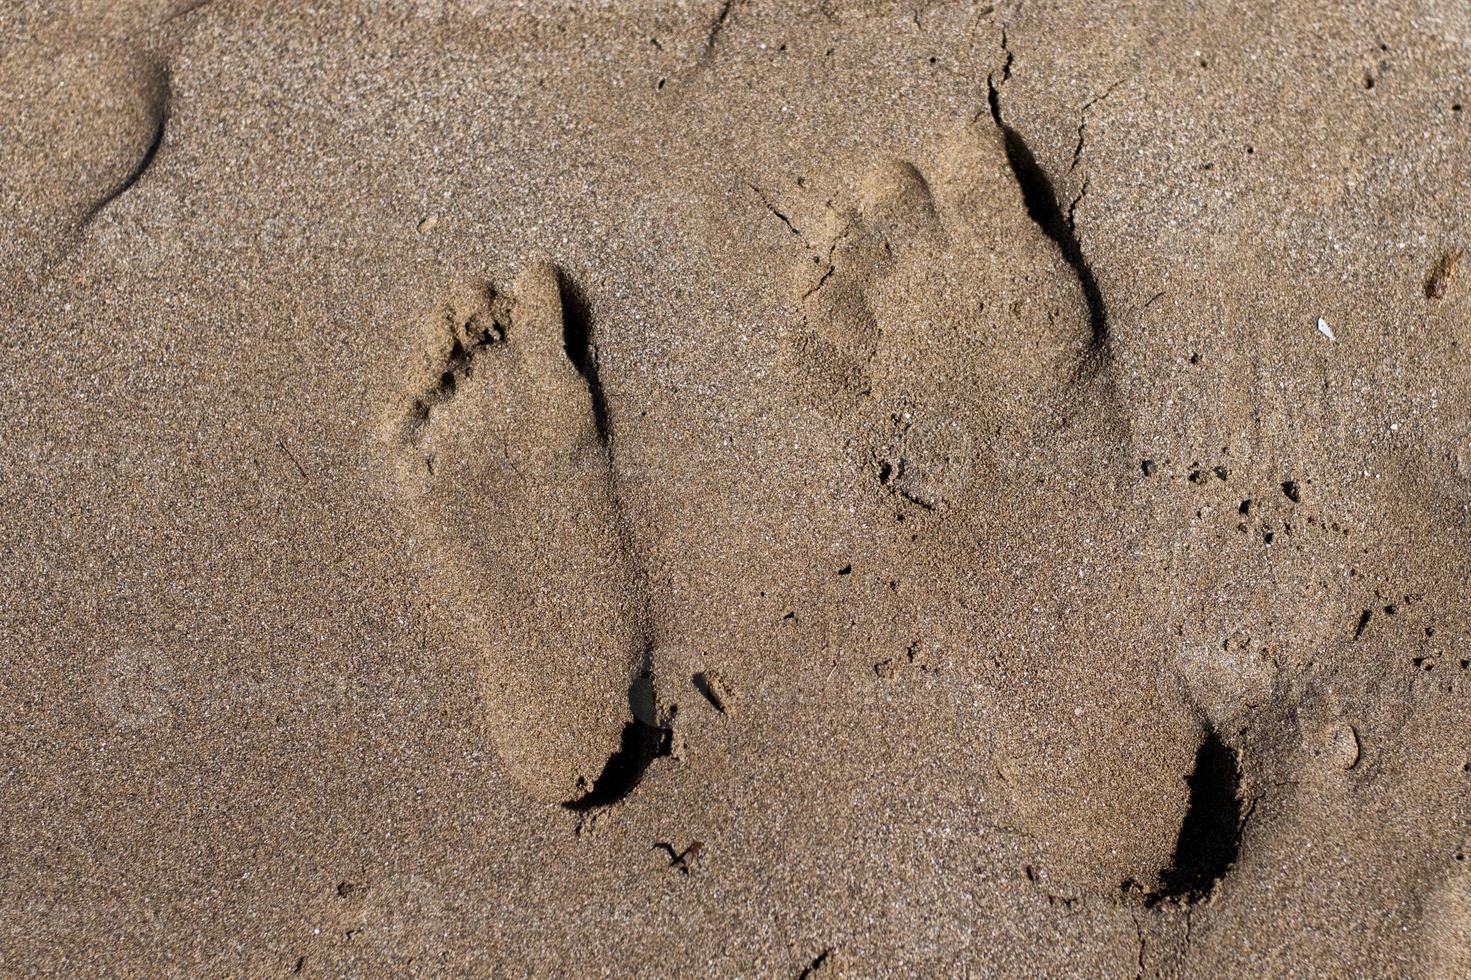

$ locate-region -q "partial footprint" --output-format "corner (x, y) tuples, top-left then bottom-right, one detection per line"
(785, 123), (1097, 507)
(779, 123), (1202, 897)
(383, 264), (663, 805)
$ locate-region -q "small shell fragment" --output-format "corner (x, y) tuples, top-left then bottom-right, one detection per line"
(1317, 317), (1336, 341)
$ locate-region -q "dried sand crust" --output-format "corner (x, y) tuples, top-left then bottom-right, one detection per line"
(3, 0), (1470, 976)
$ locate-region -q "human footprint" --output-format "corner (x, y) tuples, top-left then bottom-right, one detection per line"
(383, 263), (661, 805)
(782, 124), (1202, 896)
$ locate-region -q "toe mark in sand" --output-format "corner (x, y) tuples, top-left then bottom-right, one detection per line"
(1426, 247), (1464, 299)
(693, 670), (734, 714)
(1353, 607), (1373, 640)
(401, 286), (510, 447)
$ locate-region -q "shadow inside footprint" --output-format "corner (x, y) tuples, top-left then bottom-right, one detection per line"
(556, 273), (612, 442)
(1153, 729), (1245, 902)
(83, 62), (170, 226)
(987, 82), (1107, 348)
(563, 716), (671, 812)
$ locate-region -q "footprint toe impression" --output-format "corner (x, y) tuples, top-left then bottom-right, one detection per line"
(385, 264), (658, 805)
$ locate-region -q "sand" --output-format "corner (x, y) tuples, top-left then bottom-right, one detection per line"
(3, 0), (1470, 975)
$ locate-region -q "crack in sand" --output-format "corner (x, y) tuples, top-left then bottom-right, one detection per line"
(746, 181), (803, 238)
(702, 0), (739, 60)
(1066, 175), (1089, 231)
(799, 222), (853, 301)
(1064, 83), (1121, 235)
(1069, 81), (1122, 174)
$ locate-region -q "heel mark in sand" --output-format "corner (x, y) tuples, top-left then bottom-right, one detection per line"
(566, 658), (669, 814)
(564, 712), (671, 812)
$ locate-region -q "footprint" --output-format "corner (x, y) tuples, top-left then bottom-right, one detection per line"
(382, 263), (663, 805)
(784, 124), (1098, 508)
(779, 123), (1202, 896)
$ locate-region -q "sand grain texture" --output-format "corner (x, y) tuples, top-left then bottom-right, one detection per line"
(3, 1), (1470, 976)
